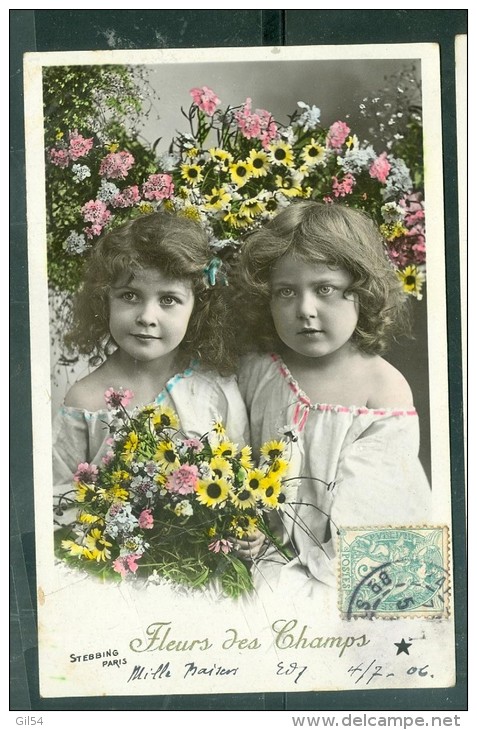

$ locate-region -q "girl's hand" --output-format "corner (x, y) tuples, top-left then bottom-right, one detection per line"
(234, 530), (267, 560)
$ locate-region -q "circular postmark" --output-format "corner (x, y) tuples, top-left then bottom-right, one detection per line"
(339, 528), (449, 620)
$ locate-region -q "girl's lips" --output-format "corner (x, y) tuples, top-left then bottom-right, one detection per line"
(132, 333), (161, 340)
(298, 328), (324, 335)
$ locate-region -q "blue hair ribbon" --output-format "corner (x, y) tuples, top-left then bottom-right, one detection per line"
(203, 256), (228, 287)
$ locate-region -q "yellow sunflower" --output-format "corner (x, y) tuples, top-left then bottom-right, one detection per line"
(196, 478), (230, 508)
(75, 481), (97, 503)
(239, 445), (254, 470)
(247, 149), (270, 177)
(151, 406), (179, 432)
(210, 455), (233, 480)
(83, 529), (113, 562)
(396, 265), (425, 300)
(122, 432), (139, 463)
(230, 486), (256, 510)
(212, 440), (238, 459)
(275, 173), (302, 198)
(223, 210), (252, 229)
(268, 141), (295, 167)
(266, 457), (289, 479)
(181, 163), (204, 185)
(301, 139), (326, 167)
(208, 147), (232, 170)
(155, 440), (180, 472)
(61, 540), (88, 558)
(245, 468), (267, 493)
(260, 440), (286, 462)
(77, 511), (103, 526)
(229, 160), (253, 187)
(204, 187), (232, 211)
(239, 196), (266, 219)
(257, 477), (283, 509)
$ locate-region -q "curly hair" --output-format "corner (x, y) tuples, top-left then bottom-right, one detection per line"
(64, 211), (236, 374)
(234, 200), (410, 355)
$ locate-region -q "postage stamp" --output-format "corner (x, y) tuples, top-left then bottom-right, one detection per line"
(339, 526), (451, 620)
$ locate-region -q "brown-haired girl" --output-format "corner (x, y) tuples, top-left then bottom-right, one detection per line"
(237, 200), (431, 597)
(53, 211), (253, 538)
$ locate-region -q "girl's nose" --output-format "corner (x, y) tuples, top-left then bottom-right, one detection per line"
(296, 292), (317, 319)
(136, 301), (159, 326)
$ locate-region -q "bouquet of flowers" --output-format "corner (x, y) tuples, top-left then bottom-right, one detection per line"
(56, 388), (291, 598)
(46, 73), (426, 301)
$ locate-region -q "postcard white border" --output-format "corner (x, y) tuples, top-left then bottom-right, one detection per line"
(24, 42), (455, 699)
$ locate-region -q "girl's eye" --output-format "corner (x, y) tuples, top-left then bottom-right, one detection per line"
(121, 291), (138, 302)
(160, 295), (178, 306)
(317, 285), (335, 296)
(277, 287), (295, 299)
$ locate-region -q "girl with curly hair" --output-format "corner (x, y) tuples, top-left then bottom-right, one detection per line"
(53, 211), (262, 557)
(237, 200), (431, 598)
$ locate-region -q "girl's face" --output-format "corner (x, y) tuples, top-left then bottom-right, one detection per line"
(269, 255), (359, 363)
(108, 268), (195, 364)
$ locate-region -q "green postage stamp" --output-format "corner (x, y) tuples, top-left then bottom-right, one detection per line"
(339, 527), (450, 619)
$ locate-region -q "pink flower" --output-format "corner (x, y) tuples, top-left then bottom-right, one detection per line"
(386, 233), (426, 268)
(104, 387), (134, 409)
(234, 98), (278, 148)
(84, 224), (104, 239)
(138, 509), (154, 530)
(369, 152), (392, 184)
(190, 86), (221, 116)
(73, 462), (99, 483)
(113, 553), (142, 577)
(400, 192), (425, 227)
(327, 121), (351, 149)
(182, 438), (204, 453)
(411, 234), (426, 263)
(332, 173), (355, 197)
(208, 538), (233, 554)
(165, 464), (199, 495)
(49, 147), (70, 167)
(102, 451), (114, 466)
(111, 185), (141, 208)
(81, 199), (112, 225)
(99, 150), (135, 179)
(142, 173), (174, 201)
(68, 130), (94, 160)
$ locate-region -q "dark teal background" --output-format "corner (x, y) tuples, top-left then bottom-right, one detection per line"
(10, 9), (467, 713)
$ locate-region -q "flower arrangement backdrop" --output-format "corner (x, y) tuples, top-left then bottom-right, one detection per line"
(44, 57), (429, 478)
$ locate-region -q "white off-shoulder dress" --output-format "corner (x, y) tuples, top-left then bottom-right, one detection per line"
(238, 352), (432, 599)
(53, 364), (250, 519)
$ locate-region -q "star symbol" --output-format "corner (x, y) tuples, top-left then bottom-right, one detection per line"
(394, 638), (412, 655)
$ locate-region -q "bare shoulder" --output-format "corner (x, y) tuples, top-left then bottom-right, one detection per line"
(64, 364), (111, 412)
(366, 357), (414, 409)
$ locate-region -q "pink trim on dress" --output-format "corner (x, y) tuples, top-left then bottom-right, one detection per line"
(269, 353), (418, 425)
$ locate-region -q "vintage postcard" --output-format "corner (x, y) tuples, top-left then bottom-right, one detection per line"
(23, 43), (457, 699)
